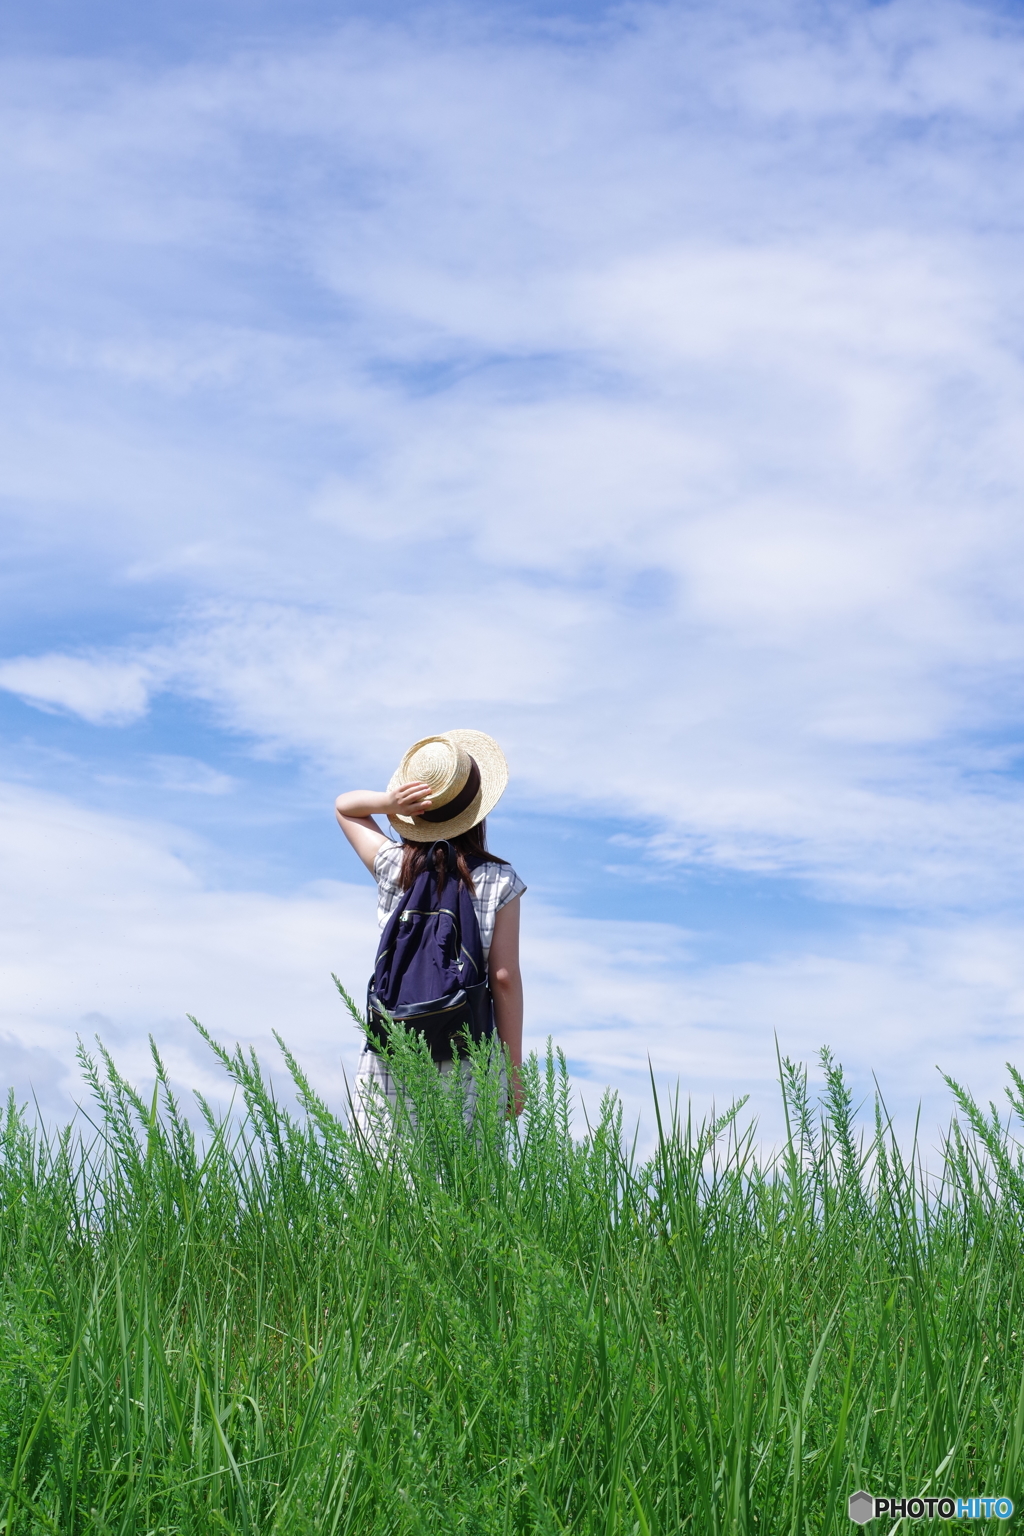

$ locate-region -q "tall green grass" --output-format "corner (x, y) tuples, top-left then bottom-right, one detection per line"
(2, 1003), (1024, 1534)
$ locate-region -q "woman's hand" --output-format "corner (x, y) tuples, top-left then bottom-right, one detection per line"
(386, 781), (434, 817)
(507, 1063), (526, 1118)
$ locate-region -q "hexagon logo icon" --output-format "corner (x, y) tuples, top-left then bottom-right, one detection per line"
(848, 1490), (874, 1524)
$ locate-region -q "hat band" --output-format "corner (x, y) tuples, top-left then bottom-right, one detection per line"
(418, 757), (481, 823)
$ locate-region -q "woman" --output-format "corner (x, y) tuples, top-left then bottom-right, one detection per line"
(335, 729), (525, 1125)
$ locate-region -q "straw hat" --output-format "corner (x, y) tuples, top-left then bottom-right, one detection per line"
(387, 729), (508, 842)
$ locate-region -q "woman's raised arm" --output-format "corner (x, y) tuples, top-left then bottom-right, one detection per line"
(335, 782), (433, 873)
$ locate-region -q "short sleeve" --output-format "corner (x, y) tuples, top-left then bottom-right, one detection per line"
(495, 865), (526, 911)
(373, 840), (403, 887)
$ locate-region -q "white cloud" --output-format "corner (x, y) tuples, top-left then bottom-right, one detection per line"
(527, 906), (1024, 1152)
(0, 779), (378, 1118)
(0, 653), (157, 724)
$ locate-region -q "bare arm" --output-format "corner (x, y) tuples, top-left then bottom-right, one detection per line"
(334, 782), (433, 874)
(489, 896), (524, 1116)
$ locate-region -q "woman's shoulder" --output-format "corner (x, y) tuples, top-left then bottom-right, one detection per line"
(473, 855), (526, 909)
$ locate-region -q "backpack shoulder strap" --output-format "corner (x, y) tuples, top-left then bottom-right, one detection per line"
(372, 841), (462, 972)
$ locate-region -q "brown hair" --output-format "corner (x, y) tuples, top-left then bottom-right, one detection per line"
(398, 820), (508, 896)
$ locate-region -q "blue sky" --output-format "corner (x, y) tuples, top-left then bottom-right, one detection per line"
(3, 0), (1024, 1146)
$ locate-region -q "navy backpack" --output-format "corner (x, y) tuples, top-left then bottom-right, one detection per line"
(366, 840), (495, 1062)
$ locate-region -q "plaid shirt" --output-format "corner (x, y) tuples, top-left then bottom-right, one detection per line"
(349, 1048), (507, 1139)
(373, 840), (525, 963)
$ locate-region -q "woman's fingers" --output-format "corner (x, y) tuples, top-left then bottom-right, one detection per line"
(392, 780), (433, 812)
(398, 781), (432, 803)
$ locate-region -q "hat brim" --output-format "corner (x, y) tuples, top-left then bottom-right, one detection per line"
(387, 728), (509, 842)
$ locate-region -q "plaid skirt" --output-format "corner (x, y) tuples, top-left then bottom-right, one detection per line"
(348, 1043), (507, 1138)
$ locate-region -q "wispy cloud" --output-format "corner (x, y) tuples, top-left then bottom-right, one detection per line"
(0, 653), (157, 724)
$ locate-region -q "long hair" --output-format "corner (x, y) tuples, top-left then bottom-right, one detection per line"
(398, 820), (508, 896)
